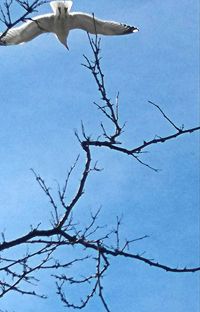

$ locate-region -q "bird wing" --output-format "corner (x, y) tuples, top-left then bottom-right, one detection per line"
(68, 12), (138, 35)
(0, 14), (54, 45)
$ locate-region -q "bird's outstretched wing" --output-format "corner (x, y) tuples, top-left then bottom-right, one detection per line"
(0, 14), (54, 45)
(69, 12), (138, 35)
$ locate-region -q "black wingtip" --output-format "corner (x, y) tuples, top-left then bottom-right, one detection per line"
(132, 27), (139, 33)
(127, 26), (139, 34)
(122, 24), (139, 35)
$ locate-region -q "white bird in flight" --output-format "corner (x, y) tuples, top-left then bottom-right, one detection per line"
(0, 1), (139, 49)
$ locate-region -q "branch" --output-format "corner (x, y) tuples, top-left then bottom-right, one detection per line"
(0, 0), (48, 42)
(83, 125), (200, 155)
(81, 35), (200, 171)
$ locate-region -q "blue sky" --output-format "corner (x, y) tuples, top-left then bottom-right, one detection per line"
(0, 0), (199, 311)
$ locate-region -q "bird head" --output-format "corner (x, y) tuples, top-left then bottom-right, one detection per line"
(50, 1), (73, 15)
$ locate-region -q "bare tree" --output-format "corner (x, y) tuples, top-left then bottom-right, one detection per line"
(0, 2), (199, 311)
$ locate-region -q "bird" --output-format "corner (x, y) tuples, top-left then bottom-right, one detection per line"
(0, 1), (139, 49)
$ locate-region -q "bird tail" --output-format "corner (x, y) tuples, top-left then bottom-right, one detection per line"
(50, 1), (73, 14)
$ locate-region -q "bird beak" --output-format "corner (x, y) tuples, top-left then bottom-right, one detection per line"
(64, 43), (69, 50)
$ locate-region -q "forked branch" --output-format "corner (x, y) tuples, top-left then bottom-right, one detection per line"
(0, 30), (199, 312)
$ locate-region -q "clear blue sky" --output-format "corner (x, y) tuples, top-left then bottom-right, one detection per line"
(0, 0), (199, 311)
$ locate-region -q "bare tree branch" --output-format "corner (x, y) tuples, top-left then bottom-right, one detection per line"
(0, 19), (199, 311)
(0, 0), (48, 42)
